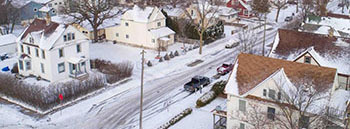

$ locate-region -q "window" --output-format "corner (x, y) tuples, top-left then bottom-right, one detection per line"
(27, 46), (31, 55)
(125, 22), (129, 26)
(152, 39), (155, 43)
(304, 56), (311, 64)
(82, 31), (88, 34)
(41, 63), (45, 73)
(19, 60), (23, 70)
(76, 44), (81, 53)
(41, 50), (45, 59)
(116, 33), (119, 37)
(20, 45), (24, 53)
(263, 89), (267, 96)
(59, 48), (64, 58)
(63, 35), (67, 41)
(58, 63), (65, 73)
(72, 33), (75, 40)
(278, 92), (282, 100)
(244, 10), (249, 15)
(33, 8), (38, 12)
(267, 107), (276, 120)
(239, 100), (246, 112)
(191, 10), (194, 16)
(54, 2), (57, 5)
(48, 3), (52, 7)
(157, 22), (161, 27)
(29, 37), (34, 43)
(25, 61), (31, 70)
(59, 2), (62, 4)
(268, 89), (276, 99)
(67, 33), (71, 41)
(240, 123), (245, 129)
(35, 48), (39, 57)
(126, 34), (129, 39)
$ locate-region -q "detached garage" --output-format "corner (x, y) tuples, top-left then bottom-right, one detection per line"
(0, 34), (17, 54)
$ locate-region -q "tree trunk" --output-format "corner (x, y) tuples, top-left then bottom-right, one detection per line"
(275, 8), (281, 22)
(93, 26), (98, 43)
(296, 0), (299, 13)
(199, 32), (203, 55)
(262, 14), (266, 56)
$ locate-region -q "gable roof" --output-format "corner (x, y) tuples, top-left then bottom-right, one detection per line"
(18, 18), (75, 50)
(270, 29), (350, 74)
(20, 19), (60, 40)
(226, 53), (337, 96)
(123, 5), (155, 23)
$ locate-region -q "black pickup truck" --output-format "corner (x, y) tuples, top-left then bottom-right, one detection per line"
(184, 76), (210, 92)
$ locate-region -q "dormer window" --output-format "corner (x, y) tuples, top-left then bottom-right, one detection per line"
(157, 22), (161, 27)
(63, 33), (75, 42)
(304, 56), (311, 64)
(125, 22), (129, 26)
(263, 89), (267, 96)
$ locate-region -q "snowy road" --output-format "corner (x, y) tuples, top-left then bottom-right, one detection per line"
(0, 24), (278, 129)
(77, 27), (278, 129)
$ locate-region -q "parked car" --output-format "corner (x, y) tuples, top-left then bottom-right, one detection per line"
(287, 0), (297, 4)
(184, 76), (210, 92)
(225, 41), (239, 49)
(285, 16), (293, 22)
(217, 63), (233, 75)
(0, 53), (9, 61)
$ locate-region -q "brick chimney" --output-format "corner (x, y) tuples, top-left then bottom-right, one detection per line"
(46, 12), (51, 26)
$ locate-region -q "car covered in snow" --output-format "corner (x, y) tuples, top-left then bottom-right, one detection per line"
(217, 63), (233, 75)
(225, 40), (239, 49)
(184, 76), (210, 92)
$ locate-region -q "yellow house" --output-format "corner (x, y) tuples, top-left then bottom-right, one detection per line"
(105, 5), (175, 50)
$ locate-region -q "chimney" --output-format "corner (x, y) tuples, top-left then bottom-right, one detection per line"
(46, 12), (51, 26)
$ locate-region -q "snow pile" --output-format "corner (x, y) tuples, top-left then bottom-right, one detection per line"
(196, 91), (216, 107)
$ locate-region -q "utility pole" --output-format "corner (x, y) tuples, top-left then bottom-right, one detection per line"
(140, 50), (146, 129)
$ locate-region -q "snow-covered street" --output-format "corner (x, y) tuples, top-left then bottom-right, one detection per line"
(0, 22), (278, 128)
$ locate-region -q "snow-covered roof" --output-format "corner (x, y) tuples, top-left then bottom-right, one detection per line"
(32, 0), (51, 4)
(306, 16), (350, 36)
(123, 5), (155, 23)
(218, 6), (238, 16)
(225, 59), (239, 95)
(329, 89), (350, 116)
(18, 19), (84, 50)
(9, 0), (32, 8)
(0, 34), (17, 46)
(67, 57), (86, 64)
(270, 29), (350, 75)
(39, 6), (52, 12)
(162, 6), (184, 17)
(150, 27), (175, 38)
(225, 53), (337, 96)
(239, 0), (251, 11)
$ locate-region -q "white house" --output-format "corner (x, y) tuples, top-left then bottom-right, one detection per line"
(269, 29), (350, 90)
(17, 17), (90, 83)
(105, 5), (175, 50)
(220, 53), (348, 129)
(0, 34), (17, 54)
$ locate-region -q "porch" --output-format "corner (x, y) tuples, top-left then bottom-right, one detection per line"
(67, 57), (88, 79)
(213, 106), (227, 129)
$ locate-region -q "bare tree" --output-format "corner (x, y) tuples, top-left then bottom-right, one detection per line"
(251, 0), (270, 57)
(0, 0), (20, 34)
(181, 0), (223, 55)
(272, 71), (336, 129)
(62, 0), (122, 42)
(315, 0), (330, 16)
(271, 0), (288, 22)
(233, 103), (273, 129)
(238, 27), (257, 53)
